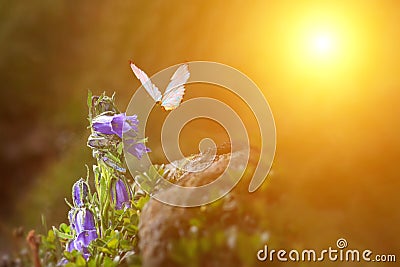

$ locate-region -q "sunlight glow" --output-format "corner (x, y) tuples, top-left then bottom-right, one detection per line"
(283, 13), (362, 78)
(312, 34), (334, 55)
(255, 3), (368, 84)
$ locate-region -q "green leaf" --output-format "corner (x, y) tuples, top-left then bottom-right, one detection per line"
(99, 173), (107, 205)
(75, 254), (87, 267)
(87, 90), (93, 110)
(119, 239), (133, 250)
(105, 151), (121, 165)
(60, 223), (70, 233)
(98, 247), (113, 255)
(122, 218), (130, 225)
(117, 142), (123, 155)
(64, 251), (73, 261)
(87, 258), (97, 267)
(47, 229), (56, 242)
(107, 238), (119, 250)
(53, 226), (73, 240)
(125, 224), (138, 234)
(103, 256), (118, 267)
(134, 194), (149, 210)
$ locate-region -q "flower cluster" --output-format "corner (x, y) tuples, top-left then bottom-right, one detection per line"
(56, 179), (98, 265)
(65, 179), (97, 260)
(57, 93), (151, 265)
(88, 93), (150, 174)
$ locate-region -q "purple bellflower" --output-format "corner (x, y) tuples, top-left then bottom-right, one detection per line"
(72, 178), (89, 208)
(67, 208), (98, 260)
(65, 230), (98, 260)
(92, 113), (138, 138)
(126, 142), (150, 160)
(92, 113), (150, 159)
(73, 209), (96, 234)
(111, 179), (131, 210)
(74, 230), (98, 259)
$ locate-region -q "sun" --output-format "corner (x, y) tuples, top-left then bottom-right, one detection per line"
(274, 4), (367, 79)
(306, 31), (339, 61)
(312, 33), (334, 55)
(260, 4), (367, 83)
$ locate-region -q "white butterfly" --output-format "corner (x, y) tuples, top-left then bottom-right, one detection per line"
(130, 62), (190, 111)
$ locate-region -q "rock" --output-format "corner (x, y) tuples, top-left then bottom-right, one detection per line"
(139, 147), (274, 267)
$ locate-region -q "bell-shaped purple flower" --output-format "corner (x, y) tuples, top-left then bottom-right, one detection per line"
(65, 209), (97, 262)
(73, 208), (96, 234)
(65, 230), (97, 260)
(92, 113), (138, 138)
(72, 178), (89, 208)
(111, 179), (131, 210)
(75, 230), (98, 250)
(92, 113), (151, 160)
(126, 142), (151, 160)
(74, 230), (98, 259)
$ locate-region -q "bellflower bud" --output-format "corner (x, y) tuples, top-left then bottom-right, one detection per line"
(72, 178), (89, 208)
(73, 209), (96, 234)
(111, 179), (131, 210)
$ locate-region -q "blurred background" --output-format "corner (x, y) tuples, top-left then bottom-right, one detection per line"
(0, 0), (399, 260)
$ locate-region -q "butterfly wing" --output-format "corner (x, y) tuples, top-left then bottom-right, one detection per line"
(130, 62), (162, 102)
(161, 64), (190, 110)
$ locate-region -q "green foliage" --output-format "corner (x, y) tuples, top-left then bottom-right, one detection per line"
(53, 223), (73, 240)
(39, 229), (63, 266)
(135, 164), (169, 195)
